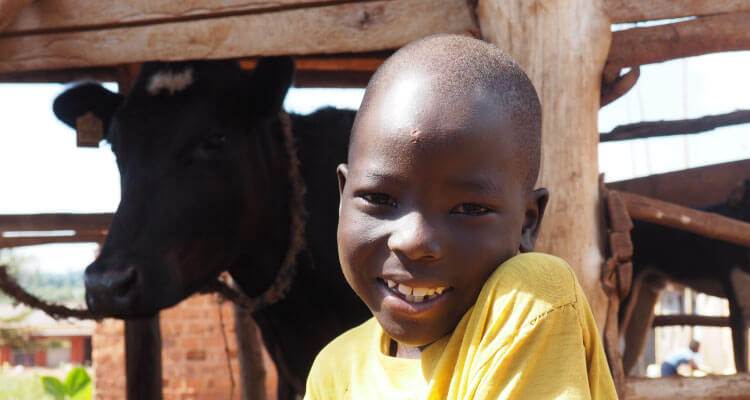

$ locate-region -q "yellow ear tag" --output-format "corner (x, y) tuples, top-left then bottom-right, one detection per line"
(76, 111), (104, 148)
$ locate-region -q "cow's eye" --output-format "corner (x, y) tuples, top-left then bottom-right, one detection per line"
(192, 135), (228, 160)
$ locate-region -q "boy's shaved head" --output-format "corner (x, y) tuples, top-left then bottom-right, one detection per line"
(353, 34), (542, 188)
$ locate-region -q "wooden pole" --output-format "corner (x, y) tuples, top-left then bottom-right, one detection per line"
(125, 317), (163, 400)
(476, 0), (612, 332)
(233, 305), (266, 400)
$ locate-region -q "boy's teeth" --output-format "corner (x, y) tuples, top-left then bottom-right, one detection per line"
(386, 280), (449, 303)
(398, 283), (412, 295)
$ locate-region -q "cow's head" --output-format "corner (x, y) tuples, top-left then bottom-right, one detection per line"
(54, 58), (295, 317)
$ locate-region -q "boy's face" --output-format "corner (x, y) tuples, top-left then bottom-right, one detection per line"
(337, 73), (546, 347)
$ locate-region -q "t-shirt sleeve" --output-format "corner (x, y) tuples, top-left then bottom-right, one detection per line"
(468, 300), (616, 399)
(461, 261), (617, 399)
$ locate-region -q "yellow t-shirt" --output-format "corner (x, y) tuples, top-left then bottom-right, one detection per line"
(304, 253), (618, 399)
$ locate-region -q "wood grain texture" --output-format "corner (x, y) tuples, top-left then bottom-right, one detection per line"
(3, 0), (352, 35)
(477, 0), (612, 335)
(607, 12), (750, 70)
(0, 0), (33, 32)
(0, 0), (477, 74)
(606, 0), (750, 23)
(625, 374), (750, 400)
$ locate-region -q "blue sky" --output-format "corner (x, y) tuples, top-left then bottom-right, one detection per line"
(1, 52), (749, 273)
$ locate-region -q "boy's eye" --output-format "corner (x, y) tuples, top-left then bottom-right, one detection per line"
(361, 193), (397, 207)
(451, 203), (491, 216)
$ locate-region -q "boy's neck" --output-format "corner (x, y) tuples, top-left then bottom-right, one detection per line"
(391, 340), (425, 359)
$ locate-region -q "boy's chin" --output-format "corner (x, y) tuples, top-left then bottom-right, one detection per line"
(378, 318), (450, 349)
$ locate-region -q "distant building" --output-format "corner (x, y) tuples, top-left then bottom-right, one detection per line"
(0, 303), (93, 367)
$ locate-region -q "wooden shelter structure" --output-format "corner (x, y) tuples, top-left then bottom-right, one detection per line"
(2, 0), (750, 399)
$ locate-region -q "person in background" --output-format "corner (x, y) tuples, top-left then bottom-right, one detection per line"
(661, 340), (705, 377)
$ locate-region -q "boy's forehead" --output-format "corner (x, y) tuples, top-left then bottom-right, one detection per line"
(358, 71), (511, 141)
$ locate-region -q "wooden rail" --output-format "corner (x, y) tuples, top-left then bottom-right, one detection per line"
(625, 374), (750, 400)
(605, 0), (750, 24)
(618, 191), (750, 247)
(653, 314), (730, 328)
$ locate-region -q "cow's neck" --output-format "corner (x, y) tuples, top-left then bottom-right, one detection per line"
(229, 115), (295, 297)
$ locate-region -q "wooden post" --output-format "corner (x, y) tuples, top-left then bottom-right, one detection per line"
(476, 1), (612, 331)
(125, 316), (163, 400)
(234, 305), (266, 400)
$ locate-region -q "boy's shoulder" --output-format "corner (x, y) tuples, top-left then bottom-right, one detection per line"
(485, 252), (581, 311)
(305, 318), (382, 398)
(315, 317), (380, 361)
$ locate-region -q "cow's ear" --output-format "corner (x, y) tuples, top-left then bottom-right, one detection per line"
(53, 83), (124, 139)
(728, 179), (750, 209)
(249, 56), (295, 115)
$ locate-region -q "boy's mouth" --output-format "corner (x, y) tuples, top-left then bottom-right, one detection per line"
(380, 278), (449, 304)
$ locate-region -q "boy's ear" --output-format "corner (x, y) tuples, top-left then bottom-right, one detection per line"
(519, 188), (549, 253)
(336, 164), (348, 216)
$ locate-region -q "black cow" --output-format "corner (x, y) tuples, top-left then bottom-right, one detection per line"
(53, 58), (370, 397)
(620, 179), (750, 375)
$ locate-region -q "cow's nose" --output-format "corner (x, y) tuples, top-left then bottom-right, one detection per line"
(85, 263), (139, 313)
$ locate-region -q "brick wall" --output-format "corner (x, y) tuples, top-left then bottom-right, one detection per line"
(92, 294), (278, 400)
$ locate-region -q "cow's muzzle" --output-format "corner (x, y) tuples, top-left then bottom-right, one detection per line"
(85, 262), (139, 315)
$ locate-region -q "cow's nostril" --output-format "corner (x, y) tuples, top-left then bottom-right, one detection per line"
(103, 265), (137, 294)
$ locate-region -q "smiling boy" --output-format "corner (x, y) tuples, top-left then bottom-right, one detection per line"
(305, 35), (617, 399)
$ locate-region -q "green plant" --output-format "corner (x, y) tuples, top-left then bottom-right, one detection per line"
(41, 367), (91, 400)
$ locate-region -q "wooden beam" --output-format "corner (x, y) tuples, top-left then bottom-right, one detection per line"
(0, 0), (478, 74)
(0, 234), (106, 248)
(618, 191), (750, 247)
(0, 213), (112, 232)
(653, 314), (730, 327)
(601, 110), (750, 142)
(0, 0), (33, 32)
(607, 12), (750, 72)
(606, 159), (750, 208)
(3, 0), (353, 36)
(625, 374), (750, 400)
(606, 0), (750, 24)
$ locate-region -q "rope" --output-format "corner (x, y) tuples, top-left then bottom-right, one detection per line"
(199, 111), (307, 312)
(0, 265), (97, 320)
(0, 111), (306, 319)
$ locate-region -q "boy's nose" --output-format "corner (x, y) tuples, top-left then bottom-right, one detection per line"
(387, 211), (443, 261)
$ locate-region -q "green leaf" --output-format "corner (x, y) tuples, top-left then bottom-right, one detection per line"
(71, 383), (92, 400)
(41, 376), (67, 400)
(65, 367), (92, 398)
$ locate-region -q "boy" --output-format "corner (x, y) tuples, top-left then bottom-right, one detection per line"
(305, 34), (617, 399)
